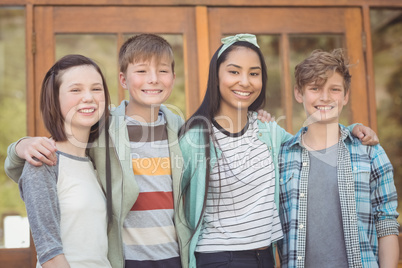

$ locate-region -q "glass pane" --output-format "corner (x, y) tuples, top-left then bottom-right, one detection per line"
(123, 34), (186, 117)
(370, 9), (402, 226)
(257, 35), (284, 128)
(289, 34), (345, 133)
(0, 7), (29, 248)
(55, 34), (119, 106)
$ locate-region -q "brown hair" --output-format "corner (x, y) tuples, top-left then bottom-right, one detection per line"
(118, 34), (175, 75)
(294, 48), (351, 95)
(40, 54), (111, 143)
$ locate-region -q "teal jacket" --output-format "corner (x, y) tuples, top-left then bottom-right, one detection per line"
(179, 115), (293, 268)
(5, 101), (191, 268)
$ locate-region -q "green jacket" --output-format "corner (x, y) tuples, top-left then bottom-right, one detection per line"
(179, 116), (293, 268)
(5, 101), (190, 268)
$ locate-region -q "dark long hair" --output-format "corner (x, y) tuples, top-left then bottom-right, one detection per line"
(179, 41), (268, 234)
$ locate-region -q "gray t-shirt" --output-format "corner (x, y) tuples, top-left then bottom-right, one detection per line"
(305, 144), (349, 267)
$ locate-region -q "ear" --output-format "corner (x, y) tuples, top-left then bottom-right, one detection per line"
(294, 86), (304, 104)
(343, 89), (350, 105)
(119, 72), (127, 89)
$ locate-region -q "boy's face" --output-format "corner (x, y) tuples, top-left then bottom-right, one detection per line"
(295, 71), (349, 125)
(119, 56), (175, 111)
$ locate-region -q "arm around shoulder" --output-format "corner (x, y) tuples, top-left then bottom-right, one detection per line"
(4, 138), (28, 183)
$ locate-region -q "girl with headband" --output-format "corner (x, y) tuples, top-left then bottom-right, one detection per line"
(179, 33), (287, 268)
(179, 34), (377, 268)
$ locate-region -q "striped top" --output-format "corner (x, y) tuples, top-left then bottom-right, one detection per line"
(196, 113), (283, 252)
(122, 113), (180, 267)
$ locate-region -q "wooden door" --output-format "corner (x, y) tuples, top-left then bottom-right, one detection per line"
(206, 7), (369, 133)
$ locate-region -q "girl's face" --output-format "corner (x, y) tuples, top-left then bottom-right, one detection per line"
(58, 65), (106, 136)
(217, 47), (262, 118)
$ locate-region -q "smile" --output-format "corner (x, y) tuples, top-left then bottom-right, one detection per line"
(142, 90), (162, 94)
(315, 106), (333, 111)
(233, 90), (251, 96)
(79, 108), (95, 113)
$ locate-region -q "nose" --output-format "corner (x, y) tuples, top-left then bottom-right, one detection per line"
(148, 70), (158, 84)
(82, 90), (95, 103)
(320, 89), (329, 101)
(238, 74), (250, 87)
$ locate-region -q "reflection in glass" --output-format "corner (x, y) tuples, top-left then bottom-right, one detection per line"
(289, 35), (346, 132)
(0, 8), (28, 248)
(56, 34), (119, 106)
(370, 9), (402, 226)
(123, 34), (186, 117)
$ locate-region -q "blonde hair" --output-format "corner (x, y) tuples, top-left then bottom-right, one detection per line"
(118, 34), (174, 75)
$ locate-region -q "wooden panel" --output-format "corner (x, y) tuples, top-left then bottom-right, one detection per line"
(26, 4), (35, 137)
(1, 0), (402, 7)
(0, 249), (33, 268)
(362, 5), (378, 131)
(53, 7), (192, 33)
(196, 6), (210, 101)
(344, 8), (369, 126)
(210, 8), (347, 34)
(34, 6), (55, 137)
(279, 34), (293, 133)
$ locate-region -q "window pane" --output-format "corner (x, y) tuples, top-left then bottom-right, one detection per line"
(0, 7), (29, 248)
(289, 34), (345, 133)
(370, 9), (402, 227)
(55, 34), (119, 106)
(123, 34), (186, 117)
(257, 35), (283, 128)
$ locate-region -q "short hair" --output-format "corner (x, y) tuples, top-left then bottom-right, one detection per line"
(40, 54), (111, 143)
(294, 48), (351, 95)
(118, 34), (175, 75)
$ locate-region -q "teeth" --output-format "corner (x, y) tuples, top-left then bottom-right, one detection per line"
(316, 106), (332, 110)
(143, 90), (161, 94)
(80, 108), (95, 113)
(233, 91), (251, 96)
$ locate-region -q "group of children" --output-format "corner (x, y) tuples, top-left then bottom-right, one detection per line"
(4, 33), (398, 268)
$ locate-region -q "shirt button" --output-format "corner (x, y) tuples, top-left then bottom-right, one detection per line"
(300, 193), (305, 197)
(353, 167), (358, 171)
(299, 224), (304, 229)
(302, 162), (308, 167)
(259, 133), (262, 137)
(298, 256), (302, 260)
(280, 178), (283, 183)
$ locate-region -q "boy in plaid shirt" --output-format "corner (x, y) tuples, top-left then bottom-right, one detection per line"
(278, 49), (399, 268)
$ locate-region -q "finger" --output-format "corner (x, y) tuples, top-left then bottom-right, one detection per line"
(25, 155), (43, 167)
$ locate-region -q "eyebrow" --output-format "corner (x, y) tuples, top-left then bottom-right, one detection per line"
(226, 63), (261, 70)
(67, 82), (103, 88)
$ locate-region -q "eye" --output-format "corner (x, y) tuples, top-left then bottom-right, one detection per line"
(135, 69), (146, 73)
(70, 88), (80, 92)
(229, 70), (239, 75)
(160, 69), (170, 73)
(250, 72), (260, 76)
(93, 87), (103, 91)
(309, 87), (318, 91)
(331, 88), (342, 92)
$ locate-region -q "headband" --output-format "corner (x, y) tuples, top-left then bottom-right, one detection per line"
(218, 33), (260, 58)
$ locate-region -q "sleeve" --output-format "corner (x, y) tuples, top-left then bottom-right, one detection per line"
(179, 129), (207, 230)
(19, 162), (64, 265)
(369, 144), (399, 237)
(346, 123), (360, 136)
(4, 138), (28, 183)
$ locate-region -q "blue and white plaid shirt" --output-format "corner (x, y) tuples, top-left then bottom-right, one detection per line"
(278, 125), (399, 268)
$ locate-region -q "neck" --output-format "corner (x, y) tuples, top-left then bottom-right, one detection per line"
(126, 102), (160, 123)
(58, 125), (90, 157)
(215, 108), (249, 134)
(302, 122), (340, 151)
